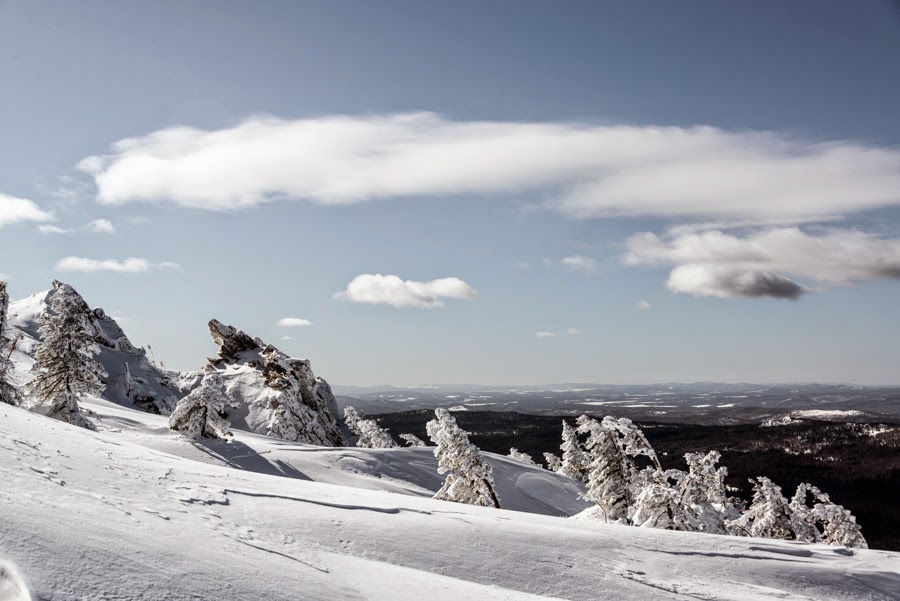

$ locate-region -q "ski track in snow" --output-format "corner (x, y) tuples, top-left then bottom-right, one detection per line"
(1, 400), (898, 601)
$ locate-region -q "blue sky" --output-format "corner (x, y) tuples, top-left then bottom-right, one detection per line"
(2, 1), (900, 385)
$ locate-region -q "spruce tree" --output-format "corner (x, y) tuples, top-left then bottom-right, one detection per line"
(399, 433), (427, 447)
(426, 408), (499, 508)
(559, 420), (590, 482)
(507, 447), (537, 465)
(28, 282), (106, 429)
(0, 281), (22, 406)
(169, 372), (236, 440)
(343, 406), (399, 448)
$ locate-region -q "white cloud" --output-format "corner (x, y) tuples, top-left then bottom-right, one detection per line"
(0, 194), (53, 227)
(0, 273), (10, 282)
(84, 218), (116, 234)
(512, 261), (530, 271)
(55, 257), (182, 274)
(636, 299), (653, 311)
(76, 113), (900, 223)
(625, 227), (900, 299)
(561, 255), (597, 273)
(334, 273), (477, 309)
(567, 327), (582, 335)
(536, 331), (555, 339)
(281, 336), (292, 341)
(38, 224), (73, 235)
(277, 317), (312, 327)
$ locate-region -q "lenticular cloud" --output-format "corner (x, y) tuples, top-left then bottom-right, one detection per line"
(78, 113), (900, 224)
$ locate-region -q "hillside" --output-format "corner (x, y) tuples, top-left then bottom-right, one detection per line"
(2, 398), (899, 600)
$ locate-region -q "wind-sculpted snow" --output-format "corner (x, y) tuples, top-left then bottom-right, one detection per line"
(1, 399), (898, 600)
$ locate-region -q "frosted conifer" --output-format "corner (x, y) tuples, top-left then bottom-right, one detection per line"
(577, 415), (660, 524)
(169, 372), (236, 440)
(508, 447), (537, 465)
(0, 281), (22, 406)
(426, 408), (499, 508)
(727, 477), (795, 540)
(343, 406), (399, 448)
(790, 483), (867, 548)
(631, 468), (682, 529)
(559, 420), (590, 482)
(676, 451), (739, 534)
(543, 452), (562, 472)
(28, 282), (106, 429)
(399, 433), (427, 447)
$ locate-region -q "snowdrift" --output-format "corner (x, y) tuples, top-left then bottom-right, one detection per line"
(1, 399), (898, 601)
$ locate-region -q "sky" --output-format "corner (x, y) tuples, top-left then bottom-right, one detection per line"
(2, 0), (900, 386)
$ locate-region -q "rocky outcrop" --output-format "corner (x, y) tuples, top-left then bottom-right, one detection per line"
(206, 319), (346, 447)
(6, 281), (180, 414)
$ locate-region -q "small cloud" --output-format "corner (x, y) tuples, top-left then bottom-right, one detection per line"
(542, 258), (553, 266)
(512, 261), (530, 271)
(281, 336), (292, 341)
(0, 273), (10, 281)
(55, 257), (182, 274)
(536, 331), (555, 339)
(561, 255), (597, 273)
(126, 215), (150, 225)
(158, 262), (183, 273)
(84, 218), (115, 234)
(277, 317), (312, 327)
(567, 327), (582, 335)
(0, 194), (53, 228)
(38, 224), (73, 235)
(636, 299), (653, 311)
(334, 273), (477, 309)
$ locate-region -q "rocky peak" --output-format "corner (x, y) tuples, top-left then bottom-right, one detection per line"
(205, 319), (345, 446)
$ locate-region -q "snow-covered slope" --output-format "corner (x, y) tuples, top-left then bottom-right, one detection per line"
(1, 399), (897, 601)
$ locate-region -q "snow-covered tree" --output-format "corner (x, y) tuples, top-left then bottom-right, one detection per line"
(543, 452), (562, 472)
(169, 372), (236, 440)
(631, 467), (682, 529)
(399, 433), (427, 447)
(28, 282), (106, 429)
(559, 420), (590, 482)
(727, 477), (795, 540)
(675, 451), (741, 534)
(0, 281), (22, 406)
(508, 447), (537, 465)
(343, 406), (399, 449)
(577, 415), (660, 524)
(426, 408), (499, 508)
(790, 483), (867, 548)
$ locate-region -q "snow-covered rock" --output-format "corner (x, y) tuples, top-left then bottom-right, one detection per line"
(205, 319), (346, 446)
(6, 281), (180, 414)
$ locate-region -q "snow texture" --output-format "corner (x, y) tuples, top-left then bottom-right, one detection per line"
(0, 399), (896, 601)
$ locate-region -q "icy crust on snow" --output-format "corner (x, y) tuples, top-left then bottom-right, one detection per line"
(6, 283), (180, 413)
(1, 400), (898, 601)
(206, 319), (346, 446)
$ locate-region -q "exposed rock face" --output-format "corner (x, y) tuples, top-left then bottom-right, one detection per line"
(6, 281), (179, 414)
(206, 319), (346, 447)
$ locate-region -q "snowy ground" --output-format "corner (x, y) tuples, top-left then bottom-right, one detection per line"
(1, 400), (898, 601)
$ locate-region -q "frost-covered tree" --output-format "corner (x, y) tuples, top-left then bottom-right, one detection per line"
(675, 451), (741, 534)
(169, 372), (236, 440)
(727, 477), (795, 540)
(343, 406), (399, 449)
(790, 483), (867, 548)
(543, 452), (562, 472)
(577, 415), (660, 524)
(631, 468), (682, 529)
(508, 447), (537, 465)
(28, 282), (106, 429)
(0, 281), (22, 406)
(559, 420), (590, 482)
(399, 433), (427, 447)
(426, 408), (499, 508)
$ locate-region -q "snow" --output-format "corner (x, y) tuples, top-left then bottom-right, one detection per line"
(792, 409), (864, 419)
(2, 400), (898, 600)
